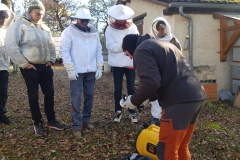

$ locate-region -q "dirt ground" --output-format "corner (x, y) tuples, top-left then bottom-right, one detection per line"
(1, 65), (240, 160)
(0, 65), (153, 159)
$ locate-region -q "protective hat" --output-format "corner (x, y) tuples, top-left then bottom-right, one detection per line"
(0, 3), (15, 27)
(108, 4), (134, 20)
(70, 8), (94, 19)
(122, 34), (139, 55)
(108, 5), (134, 30)
(28, 0), (45, 14)
(122, 34), (151, 56)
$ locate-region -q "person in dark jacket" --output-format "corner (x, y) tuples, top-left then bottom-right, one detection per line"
(120, 34), (207, 160)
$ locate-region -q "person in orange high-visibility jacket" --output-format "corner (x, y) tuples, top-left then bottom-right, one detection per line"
(120, 33), (207, 160)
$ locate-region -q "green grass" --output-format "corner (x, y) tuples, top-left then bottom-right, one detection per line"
(190, 101), (240, 160)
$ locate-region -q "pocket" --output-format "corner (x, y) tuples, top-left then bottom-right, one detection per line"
(159, 118), (172, 142)
(45, 66), (54, 78)
(21, 68), (36, 78)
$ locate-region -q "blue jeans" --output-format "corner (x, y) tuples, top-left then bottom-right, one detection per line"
(0, 70), (8, 116)
(20, 65), (55, 125)
(70, 72), (95, 131)
(112, 67), (136, 114)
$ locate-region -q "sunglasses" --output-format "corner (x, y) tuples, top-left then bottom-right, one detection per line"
(80, 19), (89, 23)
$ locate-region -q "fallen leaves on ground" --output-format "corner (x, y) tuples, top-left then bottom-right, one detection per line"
(0, 65), (239, 160)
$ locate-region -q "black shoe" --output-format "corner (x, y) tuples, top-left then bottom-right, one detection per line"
(0, 114), (12, 124)
(34, 123), (46, 136)
(46, 120), (66, 130)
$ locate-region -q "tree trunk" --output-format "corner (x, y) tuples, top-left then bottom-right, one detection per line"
(2, 0), (11, 8)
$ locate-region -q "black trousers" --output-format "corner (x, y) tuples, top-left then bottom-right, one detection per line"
(0, 70), (8, 116)
(20, 64), (55, 125)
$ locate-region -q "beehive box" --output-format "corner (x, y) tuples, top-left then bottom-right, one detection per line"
(202, 83), (218, 101)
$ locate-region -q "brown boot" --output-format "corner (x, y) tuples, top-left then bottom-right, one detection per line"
(73, 130), (81, 138)
(83, 123), (94, 130)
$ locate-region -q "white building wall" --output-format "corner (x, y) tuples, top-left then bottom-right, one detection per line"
(128, 0), (238, 93)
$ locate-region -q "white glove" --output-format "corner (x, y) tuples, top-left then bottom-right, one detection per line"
(65, 63), (78, 81)
(95, 69), (102, 80)
(119, 95), (137, 110)
(67, 70), (78, 81)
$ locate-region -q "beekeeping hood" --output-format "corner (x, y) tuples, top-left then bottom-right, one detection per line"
(107, 4), (134, 30)
(151, 17), (173, 42)
(0, 3), (15, 27)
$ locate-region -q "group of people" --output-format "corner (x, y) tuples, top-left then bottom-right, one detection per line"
(1, 0), (104, 137)
(119, 8), (206, 160)
(106, 5), (184, 126)
(1, 1), (207, 159)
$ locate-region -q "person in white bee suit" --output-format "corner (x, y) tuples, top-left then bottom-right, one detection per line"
(105, 4), (139, 123)
(0, 3), (14, 125)
(60, 8), (104, 138)
(144, 17), (183, 125)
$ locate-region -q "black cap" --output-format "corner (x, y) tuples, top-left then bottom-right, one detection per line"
(122, 34), (139, 56)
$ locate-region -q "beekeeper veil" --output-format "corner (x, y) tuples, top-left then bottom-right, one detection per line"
(107, 4), (134, 30)
(0, 3), (14, 28)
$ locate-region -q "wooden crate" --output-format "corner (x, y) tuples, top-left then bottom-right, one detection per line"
(202, 83), (218, 101)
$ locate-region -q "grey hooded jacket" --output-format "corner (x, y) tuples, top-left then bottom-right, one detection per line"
(0, 3), (14, 71)
(5, 13), (56, 69)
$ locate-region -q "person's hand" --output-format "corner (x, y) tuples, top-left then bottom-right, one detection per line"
(46, 61), (53, 66)
(25, 64), (36, 70)
(65, 63), (78, 81)
(95, 69), (102, 80)
(119, 95), (137, 110)
(67, 70), (78, 81)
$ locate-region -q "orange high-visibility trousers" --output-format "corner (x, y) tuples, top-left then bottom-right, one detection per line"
(178, 124), (195, 160)
(156, 101), (204, 160)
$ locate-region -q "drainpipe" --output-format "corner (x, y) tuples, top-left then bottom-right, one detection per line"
(168, 2), (240, 67)
(179, 6), (193, 68)
(169, 2), (240, 10)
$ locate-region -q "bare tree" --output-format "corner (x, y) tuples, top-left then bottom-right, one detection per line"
(88, 0), (117, 33)
(86, 0), (116, 52)
(87, 0), (132, 52)
(42, 0), (80, 36)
